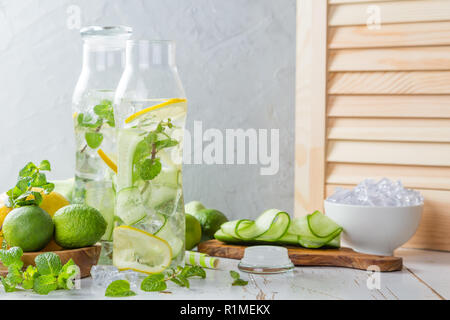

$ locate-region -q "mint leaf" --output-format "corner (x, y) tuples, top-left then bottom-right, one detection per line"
(77, 113), (102, 128)
(31, 172), (47, 187)
(35, 252), (62, 276)
(94, 100), (115, 127)
(30, 191), (43, 206)
(141, 273), (167, 292)
(232, 279), (249, 286)
(16, 178), (29, 192)
(181, 266), (206, 279)
(6, 266), (22, 286)
(105, 280), (136, 297)
(33, 275), (58, 295)
(0, 247), (24, 269)
(19, 162), (37, 178)
(22, 265), (38, 290)
(230, 270), (240, 280)
(138, 158), (161, 181)
(41, 182), (55, 194)
(1, 276), (16, 292)
(38, 160), (51, 171)
(173, 275), (190, 288)
(155, 139), (178, 151)
(85, 132), (103, 149)
(144, 132), (158, 145)
(57, 259), (80, 290)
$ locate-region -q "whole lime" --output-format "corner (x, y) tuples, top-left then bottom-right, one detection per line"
(53, 204), (107, 249)
(185, 214), (202, 250)
(192, 209), (228, 241)
(2, 206), (54, 252)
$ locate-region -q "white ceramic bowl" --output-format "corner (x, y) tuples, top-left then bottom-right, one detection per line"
(324, 200), (423, 256)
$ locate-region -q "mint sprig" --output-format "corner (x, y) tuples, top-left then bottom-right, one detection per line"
(77, 99), (114, 152)
(230, 270), (248, 286)
(134, 119), (178, 183)
(5, 160), (54, 208)
(140, 265), (206, 292)
(0, 248), (80, 294)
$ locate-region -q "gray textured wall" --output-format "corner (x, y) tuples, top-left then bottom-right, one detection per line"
(0, 0), (295, 220)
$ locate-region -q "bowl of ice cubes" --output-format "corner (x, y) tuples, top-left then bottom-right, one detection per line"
(324, 178), (424, 256)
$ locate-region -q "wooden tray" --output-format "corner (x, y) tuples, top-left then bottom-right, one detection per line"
(198, 240), (402, 272)
(0, 244), (101, 278)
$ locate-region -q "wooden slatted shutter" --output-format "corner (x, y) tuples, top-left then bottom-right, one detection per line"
(296, 0), (450, 251)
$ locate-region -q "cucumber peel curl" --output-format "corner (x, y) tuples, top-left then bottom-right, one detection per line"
(214, 210), (343, 249)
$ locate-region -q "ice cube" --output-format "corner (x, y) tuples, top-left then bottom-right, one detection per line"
(326, 187), (352, 203)
(327, 178), (423, 207)
(90, 265), (119, 287)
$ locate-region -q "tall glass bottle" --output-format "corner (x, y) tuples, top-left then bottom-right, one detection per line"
(72, 26), (132, 264)
(113, 40), (187, 272)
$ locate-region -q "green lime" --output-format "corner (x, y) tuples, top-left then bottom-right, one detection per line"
(185, 201), (206, 215)
(192, 209), (228, 241)
(53, 204), (107, 249)
(3, 206), (54, 252)
(185, 214), (202, 250)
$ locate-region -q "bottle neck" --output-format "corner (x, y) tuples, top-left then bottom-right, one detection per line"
(126, 40), (176, 69)
(82, 42), (126, 72)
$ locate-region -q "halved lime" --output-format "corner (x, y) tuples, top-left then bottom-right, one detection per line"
(113, 226), (172, 274)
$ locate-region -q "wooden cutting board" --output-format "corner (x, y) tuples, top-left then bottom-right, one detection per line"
(198, 240), (402, 272)
(0, 245), (101, 278)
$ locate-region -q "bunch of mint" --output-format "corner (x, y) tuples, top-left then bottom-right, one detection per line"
(0, 247), (80, 295)
(77, 99), (114, 151)
(6, 160), (54, 208)
(105, 265), (206, 297)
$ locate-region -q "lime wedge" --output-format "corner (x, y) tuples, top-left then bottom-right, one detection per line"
(113, 226), (172, 274)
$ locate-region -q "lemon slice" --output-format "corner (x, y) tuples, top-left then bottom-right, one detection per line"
(97, 149), (117, 174)
(113, 226), (172, 274)
(124, 98), (187, 124)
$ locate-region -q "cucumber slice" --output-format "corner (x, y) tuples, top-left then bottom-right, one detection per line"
(214, 209), (343, 249)
(116, 187), (147, 225)
(152, 167), (180, 188)
(214, 229), (241, 243)
(235, 209), (290, 241)
(155, 217), (184, 258)
(307, 211), (342, 238)
(117, 129), (144, 190)
(144, 185), (178, 210)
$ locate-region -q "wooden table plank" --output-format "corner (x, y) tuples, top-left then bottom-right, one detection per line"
(397, 248), (450, 300)
(1, 250), (443, 300)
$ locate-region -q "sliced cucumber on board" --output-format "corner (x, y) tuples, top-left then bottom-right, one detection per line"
(215, 210), (342, 249)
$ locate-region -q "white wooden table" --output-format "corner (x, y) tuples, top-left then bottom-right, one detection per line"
(1, 248), (448, 300)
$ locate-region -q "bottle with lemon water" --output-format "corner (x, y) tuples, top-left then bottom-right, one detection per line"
(112, 40), (187, 273)
(72, 26), (132, 264)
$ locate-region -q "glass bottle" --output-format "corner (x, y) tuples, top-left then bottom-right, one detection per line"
(113, 40), (187, 272)
(72, 26), (132, 264)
